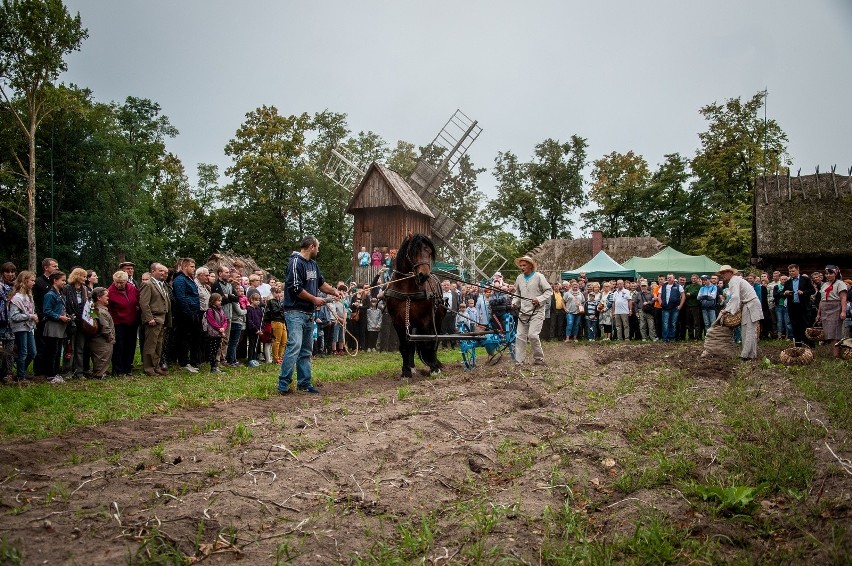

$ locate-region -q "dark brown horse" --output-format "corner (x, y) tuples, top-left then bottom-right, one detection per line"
(383, 233), (446, 378)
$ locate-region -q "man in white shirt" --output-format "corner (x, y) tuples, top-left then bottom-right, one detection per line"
(511, 256), (553, 365)
(719, 265), (763, 360)
(612, 279), (632, 340)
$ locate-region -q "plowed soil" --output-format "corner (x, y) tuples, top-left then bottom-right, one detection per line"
(1, 341), (849, 564)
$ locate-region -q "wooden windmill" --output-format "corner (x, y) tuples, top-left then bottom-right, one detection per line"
(325, 109), (506, 280)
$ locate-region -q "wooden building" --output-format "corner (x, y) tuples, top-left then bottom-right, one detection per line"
(752, 171), (851, 275)
(346, 162), (435, 278)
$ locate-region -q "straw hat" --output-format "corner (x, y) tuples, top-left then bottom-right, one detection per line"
(514, 255), (538, 271)
(717, 265), (736, 275)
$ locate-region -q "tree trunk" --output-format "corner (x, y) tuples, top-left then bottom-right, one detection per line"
(27, 115), (37, 272)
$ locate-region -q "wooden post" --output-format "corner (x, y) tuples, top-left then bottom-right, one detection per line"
(786, 169), (791, 201)
(775, 169), (781, 199)
(848, 166), (852, 196)
(815, 166), (821, 199)
(831, 165), (838, 198)
(797, 169), (805, 200)
(763, 175), (769, 204)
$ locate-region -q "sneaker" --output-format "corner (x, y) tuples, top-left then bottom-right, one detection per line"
(48, 375), (65, 384)
(247, 360), (260, 368)
(298, 385), (320, 394)
(183, 365), (199, 373)
(228, 362), (242, 368)
(210, 367), (224, 373)
(277, 388), (292, 396)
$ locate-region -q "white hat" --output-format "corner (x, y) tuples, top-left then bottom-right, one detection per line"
(514, 255), (539, 271)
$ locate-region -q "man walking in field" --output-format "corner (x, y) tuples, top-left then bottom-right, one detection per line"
(718, 265), (763, 360)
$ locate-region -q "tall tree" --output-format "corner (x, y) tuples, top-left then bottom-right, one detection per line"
(646, 153), (697, 250)
(221, 106), (312, 272)
(582, 150), (651, 237)
(690, 90), (790, 263)
(490, 136), (587, 250)
(691, 90), (789, 214)
(0, 0), (87, 270)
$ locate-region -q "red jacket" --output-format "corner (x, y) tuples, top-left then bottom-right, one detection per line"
(108, 283), (140, 326)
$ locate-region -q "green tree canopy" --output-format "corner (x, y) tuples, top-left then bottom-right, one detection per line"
(0, 0), (87, 270)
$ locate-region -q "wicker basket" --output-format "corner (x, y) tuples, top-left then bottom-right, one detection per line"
(838, 346), (852, 361)
(720, 311), (742, 328)
(780, 346), (814, 366)
(805, 326), (825, 342)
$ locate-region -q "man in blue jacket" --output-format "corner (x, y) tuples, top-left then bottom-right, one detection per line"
(278, 236), (341, 395)
(172, 258), (201, 372)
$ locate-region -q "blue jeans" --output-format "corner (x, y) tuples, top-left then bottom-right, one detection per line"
(775, 305), (792, 338)
(226, 322), (243, 364)
(278, 311), (314, 392)
(701, 308), (717, 331)
(661, 308), (679, 342)
(586, 318), (598, 340)
(565, 313), (581, 338)
(15, 331), (36, 378)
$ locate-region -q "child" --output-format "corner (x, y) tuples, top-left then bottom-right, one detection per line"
(245, 293), (263, 367)
(264, 285), (287, 364)
(366, 298), (382, 352)
(226, 284), (246, 367)
(205, 293), (228, 373)
(8, 271), (39, 382)
(464, 298), (479, 327)
(331, 288), (347, 355)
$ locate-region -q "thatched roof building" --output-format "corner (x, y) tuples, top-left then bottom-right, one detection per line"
(530, 231), (664, 283)
(206, 252), (263, 277)
(753, 171), (851, 274)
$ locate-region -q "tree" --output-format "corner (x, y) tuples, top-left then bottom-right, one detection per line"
(582, 150), (651, 237)
(691, 90), (789, 215)
(690, 90), (790, 263)
(0, 0), (87, 270)
(646, 153), (697, 250)
(490, 136), (588, 250)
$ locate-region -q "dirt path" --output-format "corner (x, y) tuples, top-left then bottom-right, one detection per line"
(0, 342), (849, 564)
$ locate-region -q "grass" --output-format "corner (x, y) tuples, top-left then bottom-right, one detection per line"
(0, 350), (461, 441)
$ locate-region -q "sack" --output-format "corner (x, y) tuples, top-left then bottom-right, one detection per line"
(43, 319), (67, 339)
(81, 318), (99, 337)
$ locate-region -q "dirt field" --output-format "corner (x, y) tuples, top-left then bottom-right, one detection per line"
(1, 341), (850, 564)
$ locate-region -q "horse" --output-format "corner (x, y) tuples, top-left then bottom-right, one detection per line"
(383, 233), (447, 378)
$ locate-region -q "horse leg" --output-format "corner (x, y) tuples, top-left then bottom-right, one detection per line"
(394, 325), (413, 378)
(417, 340), (442, 374)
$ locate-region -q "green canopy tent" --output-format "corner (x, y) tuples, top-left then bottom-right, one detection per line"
(561, 251), (638, 281)
(622, 247), (721, 280)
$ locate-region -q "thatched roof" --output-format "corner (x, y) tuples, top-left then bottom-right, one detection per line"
(754, 172), (852, 261)
(530, 236), (664, 283)
(206, 252), (263, 276)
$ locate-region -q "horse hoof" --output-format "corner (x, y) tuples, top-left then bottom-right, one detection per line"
(430, 369), (441, 376)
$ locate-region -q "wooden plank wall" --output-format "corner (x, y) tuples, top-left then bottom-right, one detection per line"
(351, 207), (432, 278)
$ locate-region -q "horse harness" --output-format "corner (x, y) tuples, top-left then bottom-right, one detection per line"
(384, 273), (444, 338)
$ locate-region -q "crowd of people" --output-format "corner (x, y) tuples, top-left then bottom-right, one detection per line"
(456, 261), (848, 361)
(1, 250), (848, 384)
(0, 256), (308, 383)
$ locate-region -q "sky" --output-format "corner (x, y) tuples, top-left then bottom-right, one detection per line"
(61, 0), (852, 235)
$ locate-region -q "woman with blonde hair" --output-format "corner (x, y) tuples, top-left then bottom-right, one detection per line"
(63, 267), (90, 377)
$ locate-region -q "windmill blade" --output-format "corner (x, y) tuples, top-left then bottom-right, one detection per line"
(323, 146), (366, 193)
(408, 109), (482, 198)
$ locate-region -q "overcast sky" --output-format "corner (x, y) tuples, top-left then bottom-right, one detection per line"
(61, 0), (852, 235)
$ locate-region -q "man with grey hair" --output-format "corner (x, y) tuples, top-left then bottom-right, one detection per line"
(139, 262), (171, 376)
(611, 279), (632, 340)
(718, 265), (763, 360)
